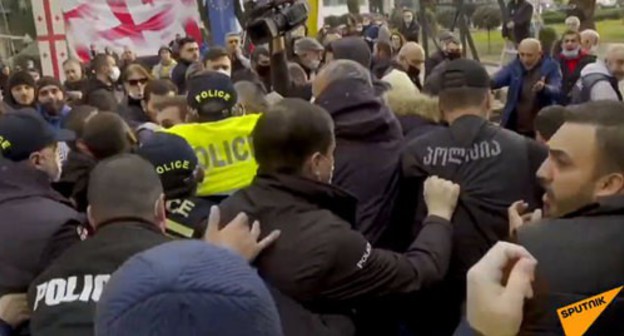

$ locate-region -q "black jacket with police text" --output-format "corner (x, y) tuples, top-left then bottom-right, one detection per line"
(518, 196), (624, 336)
(399, 114), (546, 335)
(218, 173), (453, 335)
(27, 220), (170, 336)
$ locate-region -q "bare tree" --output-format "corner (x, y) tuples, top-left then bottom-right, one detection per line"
(568, 0), (596, 30)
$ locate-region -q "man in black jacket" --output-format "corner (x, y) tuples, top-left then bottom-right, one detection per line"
(399, 59), (546, 335)
(518, 100), (624, 335)
(503, 0), (533, 46)
(399, 9), (420, 43)
(82, 54), (118, 111)
(0, 111), (83, 297)
(27, 154), (279, 336)
(218, 98), (461, 336)
(171, 37), (200, 93)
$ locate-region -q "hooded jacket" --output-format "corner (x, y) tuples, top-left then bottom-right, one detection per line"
(387, 94), (443, 141)
(218, 173), (453, 335)
(518, 196), (624, 335)
(0, 159), (84, 296)
(315, 78), (403, 244)
(329, 37), (390, 96)
(571, 60), (623, 103)
(491, 56), (562, 129)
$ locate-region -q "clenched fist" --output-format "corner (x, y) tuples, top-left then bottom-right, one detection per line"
(424, 176), (461, 221)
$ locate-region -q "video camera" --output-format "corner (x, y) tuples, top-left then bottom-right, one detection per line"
(245, 0), (309, 44)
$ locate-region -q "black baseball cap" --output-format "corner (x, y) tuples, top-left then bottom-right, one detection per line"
(439, 59), (491, 91)
(0, 109), (75, 161)
(186, 72), (237, 114)
(136, 132), (199, 197)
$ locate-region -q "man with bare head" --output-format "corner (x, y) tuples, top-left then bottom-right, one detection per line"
(580, 29), (600, 55)
(572, 43), (624, 103)
(492, 38), (562, 137)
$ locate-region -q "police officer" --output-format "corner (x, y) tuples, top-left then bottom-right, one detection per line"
(399, 59), (547, 335)
(27, 154), (278, 336)
(166, 71), (259, 202)
(137, 132), (214, 238)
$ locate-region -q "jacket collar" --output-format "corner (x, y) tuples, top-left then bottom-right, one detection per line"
(95, 217), (163, 235)
(254, 173), (358, 226)
(448, 114), (488, 147)
(562, 195), (624, 218)
(0, 158), (68, 205)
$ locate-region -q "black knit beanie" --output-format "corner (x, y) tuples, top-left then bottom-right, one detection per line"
(7, 71), (35, 91)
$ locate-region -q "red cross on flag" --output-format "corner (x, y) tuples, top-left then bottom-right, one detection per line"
(32, 0), (68, 81)
(62, 0), (203, 64)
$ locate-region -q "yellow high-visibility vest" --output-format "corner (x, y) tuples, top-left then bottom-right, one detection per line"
(165, 114), (260, 197)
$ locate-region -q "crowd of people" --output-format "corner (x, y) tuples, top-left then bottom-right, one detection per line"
(0, 5), (623, 336)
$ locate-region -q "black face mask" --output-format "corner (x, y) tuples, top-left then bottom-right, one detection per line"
(407, 65), (421, 78)
(256, 65), (270, 77)
(447, 52), (462, 60)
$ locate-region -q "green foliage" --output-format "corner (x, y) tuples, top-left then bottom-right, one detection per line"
(472, 5), (503, 30)
(542, 7), (624, 24)
(539, 26), (559, 55)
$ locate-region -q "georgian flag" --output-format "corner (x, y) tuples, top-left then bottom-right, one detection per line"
(62, 0), (203, 63)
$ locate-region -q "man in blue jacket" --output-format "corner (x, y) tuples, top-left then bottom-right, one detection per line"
(492, 38), (562, 138)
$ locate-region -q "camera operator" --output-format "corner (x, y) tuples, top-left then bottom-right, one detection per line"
(270, 36), (321, 100)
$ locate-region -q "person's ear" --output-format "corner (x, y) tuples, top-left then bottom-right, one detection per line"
(308, 152), (324, 181)
(87, 205), (97, 230)
(154, 194), (167, 233)
(76, 140), (94, 158)
(484, 91), (494, 118)
(595, 173), (624, 198)
(28, 151), (42, 168)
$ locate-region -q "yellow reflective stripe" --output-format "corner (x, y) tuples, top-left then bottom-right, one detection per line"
(166, 219), (194, 238)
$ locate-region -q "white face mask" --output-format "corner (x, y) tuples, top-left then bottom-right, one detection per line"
(306, 59), (321, 71)
(561, 47), (580, 58)
(128, 91), (144, 100)
(109, 66), (121, 82)
(216, 69), (231, 77)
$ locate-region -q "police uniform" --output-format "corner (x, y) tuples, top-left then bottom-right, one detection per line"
(397, 59), (548, 335)
(166, 71), (258, 198)
(136, 132), (216, 239)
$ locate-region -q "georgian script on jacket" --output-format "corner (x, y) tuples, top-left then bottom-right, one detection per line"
(33, 274), (110, 311)
(423, 140), (502, 167)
